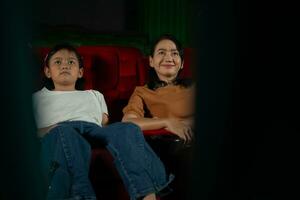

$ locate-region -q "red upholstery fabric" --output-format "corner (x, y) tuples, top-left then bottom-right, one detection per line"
(117, 47), (144, 98)
(143, 129), (173, 136)
(78, 46), (119, 91)
(89, 148), (130, 199)
(180, 47), (194, 79)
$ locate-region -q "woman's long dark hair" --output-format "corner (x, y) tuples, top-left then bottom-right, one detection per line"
(147, 34), (193, 90)
(43, 43), (85, 90)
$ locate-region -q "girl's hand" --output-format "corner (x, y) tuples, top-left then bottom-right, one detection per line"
(164, 118), (193, 143)
(37, 124), (58, 138)
(101, 113), (109, 126)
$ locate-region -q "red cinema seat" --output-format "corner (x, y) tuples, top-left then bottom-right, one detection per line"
(33, 45), (194, 200)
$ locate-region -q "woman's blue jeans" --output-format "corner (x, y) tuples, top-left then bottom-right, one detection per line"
(40, 121), (173, 200)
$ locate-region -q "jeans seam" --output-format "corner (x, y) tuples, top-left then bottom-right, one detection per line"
(106, 144), (138, 200)
(58, 126), (73, 170)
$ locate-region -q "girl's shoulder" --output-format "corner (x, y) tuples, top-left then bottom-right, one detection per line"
(85, 89), (105, 98)
(32, 87), (50, 98)
(85, 89), (100, 93)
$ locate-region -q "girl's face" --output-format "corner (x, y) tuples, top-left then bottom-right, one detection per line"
(44, 49), (83, 90)
(149, 39), (183, 83)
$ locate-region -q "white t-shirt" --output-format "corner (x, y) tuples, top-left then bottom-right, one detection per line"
(32, 87), (108, 129)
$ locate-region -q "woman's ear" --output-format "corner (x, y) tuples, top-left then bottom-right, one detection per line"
(180, 60), (184, 69)
(149, 56), (154, 68)
(44, 67), (51, 78)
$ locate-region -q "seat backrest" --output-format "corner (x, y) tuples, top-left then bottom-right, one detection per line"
(78, 46), (119, 91)
(34, 45), (194, 122)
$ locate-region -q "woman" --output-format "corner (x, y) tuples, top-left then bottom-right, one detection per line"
(122, 34), (195, 200)
(122, 34), (195, 142)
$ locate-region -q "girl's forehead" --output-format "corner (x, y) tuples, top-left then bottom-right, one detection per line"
(51, 49), (77, 59)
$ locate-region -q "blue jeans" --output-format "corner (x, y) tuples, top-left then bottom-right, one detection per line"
(40, 123), (96, 200)
(40, 121), (173, 200)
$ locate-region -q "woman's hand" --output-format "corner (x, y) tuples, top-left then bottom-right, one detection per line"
(164, 118), (193, 143)
(123, 114), (194, 143)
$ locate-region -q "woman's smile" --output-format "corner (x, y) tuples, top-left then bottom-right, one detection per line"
(160, 64), (175, 69)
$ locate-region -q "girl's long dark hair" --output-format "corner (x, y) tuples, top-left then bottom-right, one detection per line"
(147, 34), (193, 90)
(43, 43), (85, 90)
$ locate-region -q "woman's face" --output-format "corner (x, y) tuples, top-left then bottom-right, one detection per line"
(149, 39), (183, 82)
(44, 49), (83, 90)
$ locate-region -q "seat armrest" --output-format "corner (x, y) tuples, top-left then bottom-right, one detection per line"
(143, 129), (193, 155)
(142, 129), (174, 136)
(143, 129), (182, 142)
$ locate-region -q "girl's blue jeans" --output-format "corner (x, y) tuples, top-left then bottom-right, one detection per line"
(40, 121), (173, 200)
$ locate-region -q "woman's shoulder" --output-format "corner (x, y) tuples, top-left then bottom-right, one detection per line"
(134, 85), (148, 91)
(133, 85), (155, 94)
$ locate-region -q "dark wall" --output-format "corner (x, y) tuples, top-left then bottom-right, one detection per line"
(35, 0), (195, 47)
(37, 0), (126, 32)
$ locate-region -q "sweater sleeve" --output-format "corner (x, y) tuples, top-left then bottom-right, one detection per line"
(122, 87), (145, 118)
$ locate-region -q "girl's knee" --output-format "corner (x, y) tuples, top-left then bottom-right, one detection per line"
(53, 125), (89, 145)
(121, 122), (141, 133)
(110, 122), (144, 144)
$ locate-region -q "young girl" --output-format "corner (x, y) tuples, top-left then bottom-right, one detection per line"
(33, 44), (173, 200)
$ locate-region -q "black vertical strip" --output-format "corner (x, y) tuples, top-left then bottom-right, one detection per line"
(190, 0), (238, 199)
(191, 0), (298, 199)
(0, 0), (45, 199)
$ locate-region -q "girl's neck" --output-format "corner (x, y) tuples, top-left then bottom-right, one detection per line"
(53, 85), (76, 91)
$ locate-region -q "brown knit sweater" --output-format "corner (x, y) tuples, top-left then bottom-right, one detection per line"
(123, 84), (195, 120)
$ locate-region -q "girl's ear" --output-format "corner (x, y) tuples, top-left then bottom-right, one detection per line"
(44, 67), (51, 78)
(149, 56), (154, 68)
(78, 68), (84, 78)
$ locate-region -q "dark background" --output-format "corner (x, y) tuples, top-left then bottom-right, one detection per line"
(1, 0), (298, 199)
(38, 0), (127, 32)
(32, 0), (195, 50)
